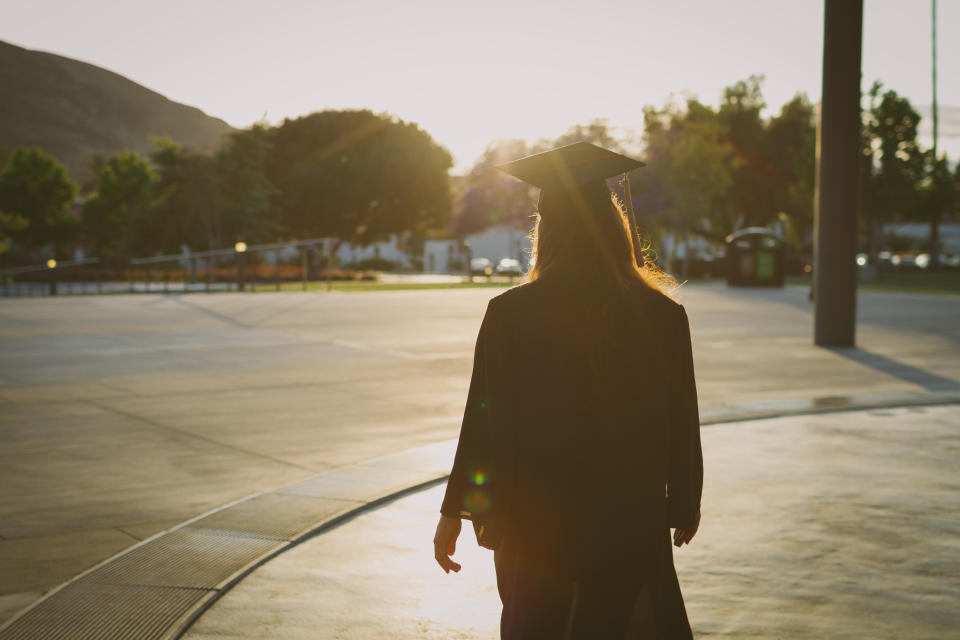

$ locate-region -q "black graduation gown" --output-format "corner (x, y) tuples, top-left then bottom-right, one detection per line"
(441, 275), (703, 639)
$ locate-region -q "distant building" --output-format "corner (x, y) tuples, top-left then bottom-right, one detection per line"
(315, 224), (534, 273)
(883, 222), (960, 253)
(464, 226), (532, 269)
(335, 236), (408, 267)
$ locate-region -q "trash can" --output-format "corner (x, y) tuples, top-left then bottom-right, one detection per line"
(725, 228), (785, 287)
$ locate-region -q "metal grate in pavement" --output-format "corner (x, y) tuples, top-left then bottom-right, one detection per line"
(0, 447), (455, 639)
(0, 583), (208, 640)
(79, 528), (279, 590)
(188, 492), (359, 541)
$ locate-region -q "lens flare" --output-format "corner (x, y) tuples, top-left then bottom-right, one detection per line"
(464, 490), (490, 513)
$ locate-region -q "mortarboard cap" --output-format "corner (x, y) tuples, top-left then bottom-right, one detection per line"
(495, 142), (644, 191)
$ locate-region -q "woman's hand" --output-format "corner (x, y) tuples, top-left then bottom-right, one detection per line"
(673, 509), (701, 548)
(433, 515), (462, 573)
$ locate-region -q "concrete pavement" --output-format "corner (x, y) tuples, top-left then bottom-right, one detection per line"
(1, 284), (958, 633)
(183, 405), (960, 640)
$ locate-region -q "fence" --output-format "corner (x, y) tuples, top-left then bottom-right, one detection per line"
(0, 238), (359, 297)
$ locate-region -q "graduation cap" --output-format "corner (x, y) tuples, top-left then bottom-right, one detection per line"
(495, 142), (644, 192)
(497, 141), (647, 267)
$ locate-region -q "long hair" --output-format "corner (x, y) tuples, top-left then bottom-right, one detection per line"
(527, 182), (675, 296)
(525, 183), (678, 395)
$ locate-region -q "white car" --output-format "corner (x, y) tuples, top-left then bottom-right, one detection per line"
(496, 258), (522, 276)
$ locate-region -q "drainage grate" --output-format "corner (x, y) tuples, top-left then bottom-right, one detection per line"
(0, 583), (208, 640)
(0, 446), (457, 639)
(80, 528), (280, 590)
(189, 492), (359, 541)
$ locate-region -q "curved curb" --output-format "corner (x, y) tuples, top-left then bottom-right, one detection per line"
(0, 439), (458, 640)
(167, 474), (451, 640)
(2, 391), (958, 640)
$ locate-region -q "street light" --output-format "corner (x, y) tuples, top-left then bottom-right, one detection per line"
(235, 241), (248, 291)
(46, 259), (57, 295)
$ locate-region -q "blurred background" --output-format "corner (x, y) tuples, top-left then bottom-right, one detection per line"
(1, 3), (959, 639)
(0, 0), (957, 294)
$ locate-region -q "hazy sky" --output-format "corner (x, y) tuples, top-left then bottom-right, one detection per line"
(2, 0), (958, 172)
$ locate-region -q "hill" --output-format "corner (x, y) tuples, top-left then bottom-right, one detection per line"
(0, 40), (233, 183)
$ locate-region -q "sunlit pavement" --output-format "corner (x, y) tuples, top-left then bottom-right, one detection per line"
(182, 405), (960, 640)
(0, 284), (957, 625)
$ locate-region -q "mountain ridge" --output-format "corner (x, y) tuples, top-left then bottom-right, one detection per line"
(0, 39), (234, 183)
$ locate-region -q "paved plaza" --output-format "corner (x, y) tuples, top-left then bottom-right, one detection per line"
(0, 284), (958, 633)
(183, 406), (960, 640)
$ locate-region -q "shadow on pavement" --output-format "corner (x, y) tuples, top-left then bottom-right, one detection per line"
(825, 346), (960, 393)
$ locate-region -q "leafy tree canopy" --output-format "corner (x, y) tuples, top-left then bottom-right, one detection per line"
(643, 99), (740, 242)
(267, 110), (452, 248)
(81, 150), (155, 257)
(453, 138), (536, 235)
(863, 82), (925, 222)
(452, 119), (625, 236)
(0, 147), (78, 257)
(216, 125), (278, 245)
(142, 137), (223, 254)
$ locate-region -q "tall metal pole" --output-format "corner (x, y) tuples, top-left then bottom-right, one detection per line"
(929, 0), (942, 270)
(813, 0), (863, 347)
(931, 0), (938, 158)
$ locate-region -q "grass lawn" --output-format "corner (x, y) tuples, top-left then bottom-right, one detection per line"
(250, 279), (514, 293)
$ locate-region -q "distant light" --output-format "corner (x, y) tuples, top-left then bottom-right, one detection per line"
(856, 255), (867, 266)
(803, 264), (812, 273)
(234, 241), (247, 253)
(915, 253), (929, 269)
(46, 259), (57, 269)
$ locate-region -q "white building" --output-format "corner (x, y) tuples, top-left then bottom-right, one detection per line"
(883, 222), (960, 253)
(316, 225), (535, 273)
(464, 226), (532, 269)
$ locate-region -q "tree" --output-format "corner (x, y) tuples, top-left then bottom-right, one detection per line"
(718, 76), (779, 228)
(0, 211), (27, 257)
(643, 100), (740, 277)
(453, 120), (627, 238)
(918, 154), (955, 268)
(0, 147), (78, 258)
(548, 118), (621, 151)
(452, 139), (536, 236)
(861, 83), (925, 259)
(765, 94), (817, 249)
(216, 125), (278, 244)
(142, 137), (223, 254)
(81, 151), (156, 257)
(267, 110), (452, 253)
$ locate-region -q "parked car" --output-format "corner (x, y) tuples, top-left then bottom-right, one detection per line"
(915, 253), (960, 269)
(496, 258), (523, 276)
(470, 257), (493, 277)
(890, 251), (921, 269)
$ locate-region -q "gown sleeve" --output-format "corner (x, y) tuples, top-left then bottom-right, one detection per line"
(666, 304), (704, 529)
(440, 301), (494, 523)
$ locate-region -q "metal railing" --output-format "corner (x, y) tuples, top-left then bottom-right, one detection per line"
(0, 238), (350, 297)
